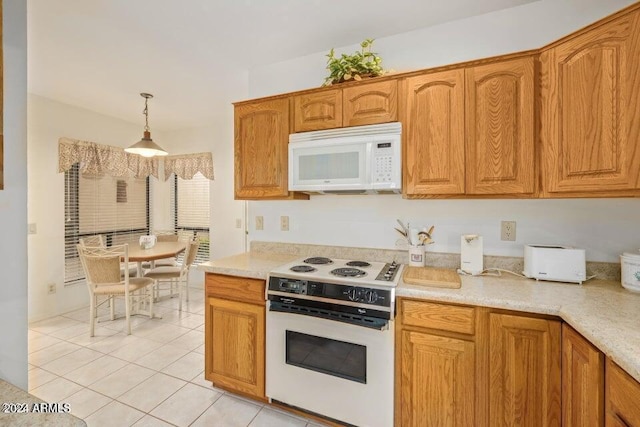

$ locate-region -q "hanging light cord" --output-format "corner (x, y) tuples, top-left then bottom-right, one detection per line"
(143, 97), (150, 132)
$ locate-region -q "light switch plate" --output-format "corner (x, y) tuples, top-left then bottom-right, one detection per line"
(255, 216), (264, 230)
(28, 223), (37, 234)
(280, 216), (289, 231)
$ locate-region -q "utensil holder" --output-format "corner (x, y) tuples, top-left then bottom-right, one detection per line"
(408, 245), (425, 267)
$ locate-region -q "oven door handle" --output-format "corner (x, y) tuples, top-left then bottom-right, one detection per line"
(268, 301), (390, 330)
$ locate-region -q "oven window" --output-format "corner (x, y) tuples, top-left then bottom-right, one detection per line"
(285, 330), (366, 384)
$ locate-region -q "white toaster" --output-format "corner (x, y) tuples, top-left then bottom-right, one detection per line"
(523, 244), (586, 284)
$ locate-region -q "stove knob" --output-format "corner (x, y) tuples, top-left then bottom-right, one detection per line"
(347, 287), (360, 302)
(384, 272), (392, 280)
(364, 290), (378, 303)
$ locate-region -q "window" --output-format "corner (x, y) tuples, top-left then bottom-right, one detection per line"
(64, 165), (150, 283)
(172, 172), (210, 264)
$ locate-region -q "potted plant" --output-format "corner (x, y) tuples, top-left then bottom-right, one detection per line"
(323, 39), (385, 86)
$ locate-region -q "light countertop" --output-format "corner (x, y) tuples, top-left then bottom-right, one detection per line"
(397, 275), (640, 384)
(199, 251), (640, 383)
(199, 252), (299, 280)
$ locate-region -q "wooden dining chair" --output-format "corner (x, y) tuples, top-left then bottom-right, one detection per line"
(144, 240), (200, 311)
(77, 243), (156, 335)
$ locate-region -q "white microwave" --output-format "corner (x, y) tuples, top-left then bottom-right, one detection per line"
(288, 122), (402, 194)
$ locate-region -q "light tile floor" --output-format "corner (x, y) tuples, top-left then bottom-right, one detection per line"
(28, 288), (327, 427)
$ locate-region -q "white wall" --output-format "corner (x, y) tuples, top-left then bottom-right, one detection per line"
(246, 0), (640, 263)
(162, 112), (247, 263)
(27, 94), (167, 322)
(0, 0), (28, 388)
(248, 0), (638, 97)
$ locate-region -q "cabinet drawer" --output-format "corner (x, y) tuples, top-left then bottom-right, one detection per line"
(400, 299), (475, 335)
(607, 359), (640, 426)
(205, 273), (265, 305)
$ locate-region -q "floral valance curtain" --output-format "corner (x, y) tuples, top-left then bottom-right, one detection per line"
(163, 152), (214, 181)
(58, 137), (159, 179)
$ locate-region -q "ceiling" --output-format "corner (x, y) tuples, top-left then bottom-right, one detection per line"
(28, 0), (536, 131)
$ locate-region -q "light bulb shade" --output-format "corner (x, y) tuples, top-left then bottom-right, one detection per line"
(125, 131), (168, 157)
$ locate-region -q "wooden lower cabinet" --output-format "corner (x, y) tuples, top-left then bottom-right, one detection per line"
(562, 324), (605, 426)
(606, 359), (640, 426)
(400, 330), (476, 426)
(397, 299), (484, 426)
(397, 300), (568, 427)
(489, 313), (562, 426)
(204, 274), (266, 401)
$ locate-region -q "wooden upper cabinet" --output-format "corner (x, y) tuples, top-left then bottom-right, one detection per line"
(403, 69), (465, 196)
(466, 57), (536, 194)
(562, 324), (605, 427)
(234, 98), (291, 199)
(606, 358), (640, 427)
(293, 90), (342, 132)
(343, 80), (398, 126)
(541, 9), (640, 194)
(489, 313), (562, 427)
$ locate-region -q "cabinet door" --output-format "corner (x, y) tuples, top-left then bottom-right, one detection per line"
(466, 57), (535, 194)
(489, 313), (562, 427)
(205, 297), (265, 400)
(541, 10), (640, 194)
(343, 80), (398, 126)
(606, 359), (640, 427)
(234, 98), (290, 199)
(400, 330), (475, 426)
(403, 69), (465, 195)
(293, 90), (342, 132)
(562, 324), (605, 427)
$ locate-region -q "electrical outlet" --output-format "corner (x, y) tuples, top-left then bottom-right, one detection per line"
(280, 215), (289, 231)
(501, 220), (516, 241)
(235, 218), (242, 229)
(255, 216), (264, 231)
(47, 283), (56, 294)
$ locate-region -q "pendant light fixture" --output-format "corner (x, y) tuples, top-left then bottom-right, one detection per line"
(125, 93), (168, 157)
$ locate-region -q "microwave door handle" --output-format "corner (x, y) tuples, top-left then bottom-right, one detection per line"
(365, 141), (373, 184)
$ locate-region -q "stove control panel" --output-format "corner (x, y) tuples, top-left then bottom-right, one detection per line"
(375, 261), (401, 282)
(269, 277), (392, 308)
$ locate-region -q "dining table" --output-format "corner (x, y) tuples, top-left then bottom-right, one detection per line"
(127, 241), (187, 277)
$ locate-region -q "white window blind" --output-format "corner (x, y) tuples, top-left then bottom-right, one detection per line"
(64, 165), (150, 283)
(171, 172), (210, 264)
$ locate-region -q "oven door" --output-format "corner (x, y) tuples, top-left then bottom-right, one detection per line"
(266, 306), (393, 427)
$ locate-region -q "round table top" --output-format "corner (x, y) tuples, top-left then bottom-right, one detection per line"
(127, 241), (187, 262)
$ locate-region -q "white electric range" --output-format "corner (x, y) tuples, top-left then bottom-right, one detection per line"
(266, 256), (403, 427)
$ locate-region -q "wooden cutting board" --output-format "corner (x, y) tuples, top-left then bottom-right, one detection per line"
(402, 266), (461, 289)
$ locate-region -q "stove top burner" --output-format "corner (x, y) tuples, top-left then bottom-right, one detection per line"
(346, 260), (371, 268)
(304, 257), (333, 265)
(331, 267), (367, 278)
(290, 265), (317, 273)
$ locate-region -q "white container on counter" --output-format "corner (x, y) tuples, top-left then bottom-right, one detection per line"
(620, 251), (640, 292)
(408, 245), (425, 267)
